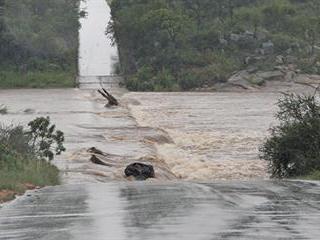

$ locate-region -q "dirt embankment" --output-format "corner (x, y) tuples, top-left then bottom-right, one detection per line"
(0, 183), (39, 204)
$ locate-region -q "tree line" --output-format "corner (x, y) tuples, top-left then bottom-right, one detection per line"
(0, 0), (80, 88)
(109, 0), (320, 91)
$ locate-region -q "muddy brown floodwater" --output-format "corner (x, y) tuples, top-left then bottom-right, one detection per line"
(126, 91), (279, 180)
(0, 89), (278, 182)
(0, 87), (320, 240)
(1, 0), (320, 238)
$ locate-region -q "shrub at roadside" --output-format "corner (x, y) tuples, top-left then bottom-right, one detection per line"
(0, 117), (65, 201)
(260, 92), (320, 179)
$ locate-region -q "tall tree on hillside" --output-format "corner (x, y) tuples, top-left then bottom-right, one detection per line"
(180, 0), (211, 30)
(235, 7), (262, 38)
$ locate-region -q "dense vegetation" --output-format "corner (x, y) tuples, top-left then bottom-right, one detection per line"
(260, 92), (320, 180)
(109, 0), (320, 91)
(0, 0), (80, 88)
(0, 117), (65, 202)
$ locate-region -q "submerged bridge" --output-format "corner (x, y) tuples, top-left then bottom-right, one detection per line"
(77, 75), (123, 89)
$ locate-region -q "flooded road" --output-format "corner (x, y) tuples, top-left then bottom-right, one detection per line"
(1, 0), (320, 239)
(0, 89), (277, 182)
(0, 88), (175, 182)
(127, 92), (278, 180)
(1, 88), (320, 239)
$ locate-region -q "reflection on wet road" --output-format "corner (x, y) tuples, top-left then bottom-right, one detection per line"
(0, 181), (319, 240)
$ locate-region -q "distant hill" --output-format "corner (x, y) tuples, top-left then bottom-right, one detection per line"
(109, 0), (320, 91)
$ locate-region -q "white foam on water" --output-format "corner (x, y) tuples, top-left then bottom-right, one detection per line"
(127, 92), (277, 180)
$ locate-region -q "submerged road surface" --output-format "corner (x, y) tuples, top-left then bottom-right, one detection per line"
(0, 181), (320, 240)
(1, 0), (320, 238)
(0, 89), (320, 239)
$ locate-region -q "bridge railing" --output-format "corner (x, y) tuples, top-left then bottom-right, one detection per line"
(77, 75), (123, 89)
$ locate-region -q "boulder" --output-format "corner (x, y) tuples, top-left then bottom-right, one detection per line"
(276, 55), (285, 64)
(284, 71), (296, 82)
(295, 74), (320, 84)
(227, 69), (286, 89)
(228, 70), (250, 83)
(261, 40), (274, 55)
(227, 70), (256, 89)
(256, 30), (267, 41)
(219, 38), (228, 46)
(256, 71), (284, 80)
(230, 33), (241, 42)
(285, 55), (298, 64)
(125, 163), (155, 180)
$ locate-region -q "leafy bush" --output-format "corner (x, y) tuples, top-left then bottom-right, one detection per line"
(152, 68), (178, 91)
(0, 117), (64, 193)
(27, 116), (66, 161)
(270, 33), (299, 53)
(178, 69), (205, 90)
(126, 66), (155, 91)
(297, 57), (320, 75)
(0, 117), (65, 161)
(260, 92), (320, 178)
(0, 125), (30, 157)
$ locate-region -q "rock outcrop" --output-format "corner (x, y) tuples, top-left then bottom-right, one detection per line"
(124, 163), (155, 180)
(224, 66), (319, 90)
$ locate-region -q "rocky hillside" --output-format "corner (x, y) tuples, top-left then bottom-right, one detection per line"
(109, 0), (320, 91)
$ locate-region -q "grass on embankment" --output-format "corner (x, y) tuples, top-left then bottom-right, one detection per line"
(0, 118), (64, 203)
(300, 171), (320, 181)
(0, 70), (76, 89)
(0, 158), (60, 203)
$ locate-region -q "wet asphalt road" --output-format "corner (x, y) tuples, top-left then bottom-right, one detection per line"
(0, 181), (320, 240)
(1, 89), (320, 239)
(1, 0), (320, 237)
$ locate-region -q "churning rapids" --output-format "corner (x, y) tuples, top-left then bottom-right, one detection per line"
(0, 0), (320, 239)
(0, 89), (277, 182)
(1, 71), (320, 240)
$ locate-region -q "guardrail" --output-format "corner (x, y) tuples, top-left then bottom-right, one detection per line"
(77, 75), (123, 89)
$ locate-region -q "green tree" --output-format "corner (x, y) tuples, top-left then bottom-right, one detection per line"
(180, 0), (212, 30)
(27, 116), (66, 161)
(109, 0), (320, 91)
(235, 7), (262, 38)
(260, 92), (320, 178)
